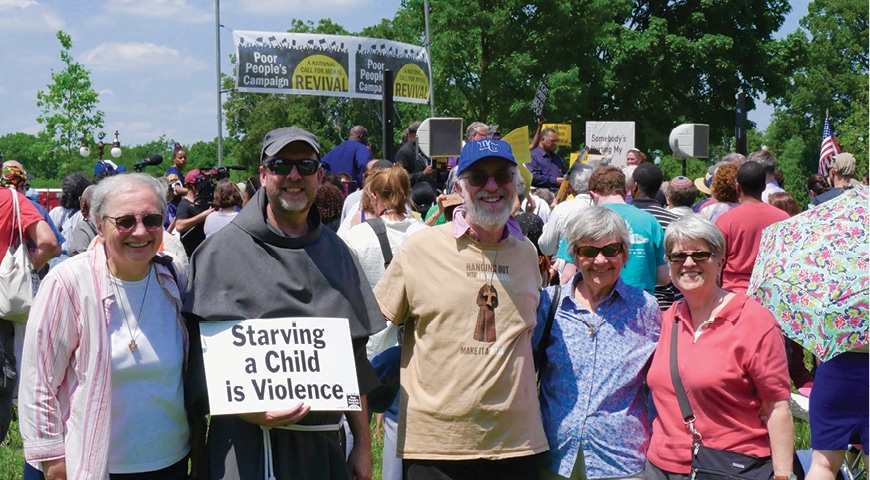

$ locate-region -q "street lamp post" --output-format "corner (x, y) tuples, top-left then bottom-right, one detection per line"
(80, 130), (122, 160)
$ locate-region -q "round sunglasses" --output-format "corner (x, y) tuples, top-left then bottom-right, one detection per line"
(105, 213), (164, 232)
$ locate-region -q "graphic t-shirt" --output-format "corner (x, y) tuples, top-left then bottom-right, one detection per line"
(374, 224), (548, 460)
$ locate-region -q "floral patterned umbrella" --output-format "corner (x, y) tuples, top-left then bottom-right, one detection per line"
(748, 187), (869, 362)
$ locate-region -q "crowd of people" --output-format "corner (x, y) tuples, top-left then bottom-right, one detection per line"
(0, 119), (865, 480)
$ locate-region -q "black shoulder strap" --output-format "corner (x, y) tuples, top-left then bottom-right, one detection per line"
(366, 217), (393, 269)
(669, 305), (695, 422)
(152, 254), (179, 285)
(534, 284), (561, 373)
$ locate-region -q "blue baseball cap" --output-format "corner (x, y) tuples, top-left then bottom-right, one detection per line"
(94, 160), (126, 176)
(457, 139), (517, 175)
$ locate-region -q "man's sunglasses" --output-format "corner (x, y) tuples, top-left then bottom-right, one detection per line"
(264, 158), (321, 176)
(666, 251), (714, 263)
(106, 213), (164, 232)
(463, 169), (515, 187)
(577, 243), (624, 258)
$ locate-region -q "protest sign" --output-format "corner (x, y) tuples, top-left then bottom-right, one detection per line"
(543, 123), (572, 147)
(501, 126), (533, 196)
(531, 81), (548, 117)
(234, 31), (430, 104)
(585, 122), (636, 167)
(200, 317), (361, 416)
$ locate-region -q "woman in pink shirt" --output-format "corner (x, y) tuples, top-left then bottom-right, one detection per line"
(645, 215), (794, 480)
(19, 173), (204, 480)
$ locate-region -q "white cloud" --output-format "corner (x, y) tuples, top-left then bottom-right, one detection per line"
(80, 42), (207, 72)
(0, 0), (38, 8)
(228, 0), (372, 16)
(0, 0), (64, 32)
(103, 0), (212, 23)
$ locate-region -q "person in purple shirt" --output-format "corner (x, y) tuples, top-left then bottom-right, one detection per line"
(534, 206), (662, 480)
(529, 128), (566, 190)
(321, 125), (372, 187)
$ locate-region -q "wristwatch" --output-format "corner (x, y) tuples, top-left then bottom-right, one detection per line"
(774, 474), (797, 480)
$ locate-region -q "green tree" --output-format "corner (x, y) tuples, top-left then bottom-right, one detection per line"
(765, 0), (868, 180)
(389, 0), (796, 152)
(0, 132), (44, 177)
(35, 31), (105, 178)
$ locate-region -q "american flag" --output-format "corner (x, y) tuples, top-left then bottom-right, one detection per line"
(818, 116), (841, 177)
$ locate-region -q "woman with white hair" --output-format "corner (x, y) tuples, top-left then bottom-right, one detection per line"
(535, 206), (661, 480)
(20, 173), (204, 480)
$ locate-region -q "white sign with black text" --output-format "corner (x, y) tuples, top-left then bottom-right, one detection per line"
(200, 317), (361, 416)
(585, 121), (636, 167)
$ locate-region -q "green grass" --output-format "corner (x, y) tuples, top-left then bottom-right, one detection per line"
(0, 407), (833, 480)
(371, 415), (385, 479)
(0, 408), (386, 480)
(0, 406), (24, 480)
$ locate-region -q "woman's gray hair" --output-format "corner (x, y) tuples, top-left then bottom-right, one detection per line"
(91, 173), (167, 221)
(565, 206), (631, 259)
(664, 214), (725, 259)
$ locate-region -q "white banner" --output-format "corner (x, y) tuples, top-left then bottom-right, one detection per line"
(585, 122), (636, 167)
(234, 31), (430, 104)
(200, 317), (361, 416)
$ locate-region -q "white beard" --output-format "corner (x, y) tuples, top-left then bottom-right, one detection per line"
(461, 187), (513, 231)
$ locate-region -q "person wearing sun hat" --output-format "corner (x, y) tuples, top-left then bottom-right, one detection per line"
(693, 165), (714, 196)
(374, 138), (548, 479)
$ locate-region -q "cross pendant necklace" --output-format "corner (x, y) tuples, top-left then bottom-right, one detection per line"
(112, 265), (152, 354)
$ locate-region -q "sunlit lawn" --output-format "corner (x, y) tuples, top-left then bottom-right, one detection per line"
(0, 405), (823, 480)
(0, 407), (385, 480)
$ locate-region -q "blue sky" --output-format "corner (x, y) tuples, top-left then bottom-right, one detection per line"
(0, 0), (808, 148)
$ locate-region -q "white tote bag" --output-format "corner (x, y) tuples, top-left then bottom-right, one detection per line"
(0, 190), (35, 322)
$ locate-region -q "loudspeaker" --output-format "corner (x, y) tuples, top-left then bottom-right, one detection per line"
(669, 124), (709, 158)
(416, 118), (463, 158)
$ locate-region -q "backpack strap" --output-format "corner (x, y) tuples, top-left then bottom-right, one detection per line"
(366, 217), (393, 269)
(151, 254), (179, 285)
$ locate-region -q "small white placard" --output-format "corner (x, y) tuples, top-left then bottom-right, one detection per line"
(585, 121), (636, 167)
(200, 317), (361, 416)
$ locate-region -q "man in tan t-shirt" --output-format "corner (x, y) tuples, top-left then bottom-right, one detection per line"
(375, 139), (548, 480)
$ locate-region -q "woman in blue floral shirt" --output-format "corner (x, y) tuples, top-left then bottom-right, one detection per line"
(534, 206), (662, 480)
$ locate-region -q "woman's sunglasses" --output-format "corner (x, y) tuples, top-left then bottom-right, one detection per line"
(666, 251), (714, 263)
(577, 243), (624, 258)
(106, 213), (164, 232)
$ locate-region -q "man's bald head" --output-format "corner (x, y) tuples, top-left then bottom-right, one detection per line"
(349, 125), (369, 144)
